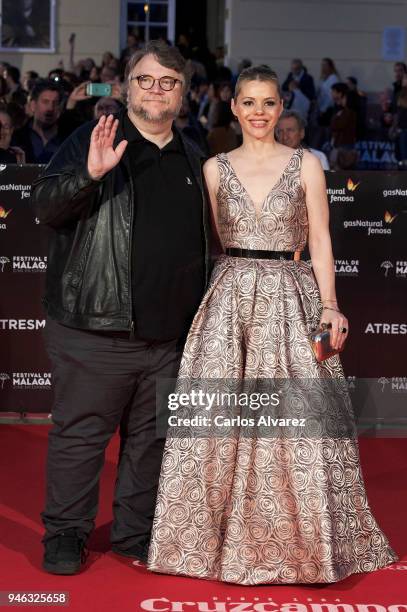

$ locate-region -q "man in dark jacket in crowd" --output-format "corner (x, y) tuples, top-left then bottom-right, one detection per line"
(282, 58), (316, 101)
(31, 40), (210, 575)
(390, 61), (407, 112)
(12, 79), (64, 163)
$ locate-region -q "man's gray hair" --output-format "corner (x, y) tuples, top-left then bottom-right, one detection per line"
(279, 109), (307, 130)
(124, 39), (191, 95)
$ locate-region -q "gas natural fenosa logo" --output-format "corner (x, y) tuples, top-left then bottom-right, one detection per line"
(384, 210), (398, 224)
(343, 218), (391, 235)
(0, 183), (31, 199)
(383, 188), (407, 198)
(0, 206), (12, 218)
(0, 205), (12, 229)
(326, 178), (360, 204)
(347, 178), (360, 191)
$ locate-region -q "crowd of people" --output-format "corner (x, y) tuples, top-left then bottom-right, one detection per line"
(1, 32), (406, 169)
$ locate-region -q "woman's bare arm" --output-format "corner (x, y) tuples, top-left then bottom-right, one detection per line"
(203, 156), (223, 252)
(302, 151), (348, 349)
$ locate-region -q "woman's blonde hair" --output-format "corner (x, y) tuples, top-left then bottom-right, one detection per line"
(234, 65), (281, 99)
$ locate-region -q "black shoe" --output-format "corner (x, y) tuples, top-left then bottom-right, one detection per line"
(111, 544), (148, 563)
(42, 529), (88, 575)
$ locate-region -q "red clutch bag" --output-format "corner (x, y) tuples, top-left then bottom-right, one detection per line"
(310, 324), (345, 362)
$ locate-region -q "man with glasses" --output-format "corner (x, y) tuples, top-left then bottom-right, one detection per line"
(31, 40), (211, 575)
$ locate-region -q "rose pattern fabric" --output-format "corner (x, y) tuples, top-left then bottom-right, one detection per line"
(147, 148), (397, 584)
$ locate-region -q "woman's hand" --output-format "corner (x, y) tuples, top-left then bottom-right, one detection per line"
(9, 146), (26, 164)
(319, 307), (349, 351)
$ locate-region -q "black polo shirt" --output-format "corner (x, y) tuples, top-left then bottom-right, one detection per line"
(123, 114), (205, 341)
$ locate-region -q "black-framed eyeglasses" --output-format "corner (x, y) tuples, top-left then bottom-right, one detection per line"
(129, 74), (183, 91)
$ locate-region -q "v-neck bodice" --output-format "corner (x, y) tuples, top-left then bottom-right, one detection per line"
(216, 148), (308, 251)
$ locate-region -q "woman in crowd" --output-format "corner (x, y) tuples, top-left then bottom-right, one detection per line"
(207, 100), (239, 154)
(0, 107), (25, 163)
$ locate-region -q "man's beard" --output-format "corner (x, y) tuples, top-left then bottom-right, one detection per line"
(130, 102), (179, 123)
(37, 117), (58, 131)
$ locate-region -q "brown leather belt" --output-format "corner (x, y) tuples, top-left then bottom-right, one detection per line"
(226, 248), (302, 261)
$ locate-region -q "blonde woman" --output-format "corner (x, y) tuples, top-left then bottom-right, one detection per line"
(148, 66), (397, 585)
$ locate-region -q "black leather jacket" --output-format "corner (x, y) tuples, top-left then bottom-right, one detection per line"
(31, 110), (211, 332)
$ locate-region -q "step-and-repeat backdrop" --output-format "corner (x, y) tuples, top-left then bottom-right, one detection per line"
(0, 165), (406, 425)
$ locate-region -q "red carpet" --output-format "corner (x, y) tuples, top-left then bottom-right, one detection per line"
(0, 425), (405, 611)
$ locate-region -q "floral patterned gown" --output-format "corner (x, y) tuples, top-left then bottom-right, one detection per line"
(147, 148), (397, 584)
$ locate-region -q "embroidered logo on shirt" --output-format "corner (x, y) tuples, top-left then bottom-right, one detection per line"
(186, 177), (193, 185)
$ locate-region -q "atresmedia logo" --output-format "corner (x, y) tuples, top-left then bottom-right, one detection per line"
(365, 322), (407, 334)
(0, 319), (46, 331)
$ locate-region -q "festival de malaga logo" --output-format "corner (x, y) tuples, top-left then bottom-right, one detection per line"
(380, 260), (407, 278)
(0, 255), (47, 273)
(0, 371), (52, 391)
(335, 258), (359, 276)
(377, 377), (407, 393)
